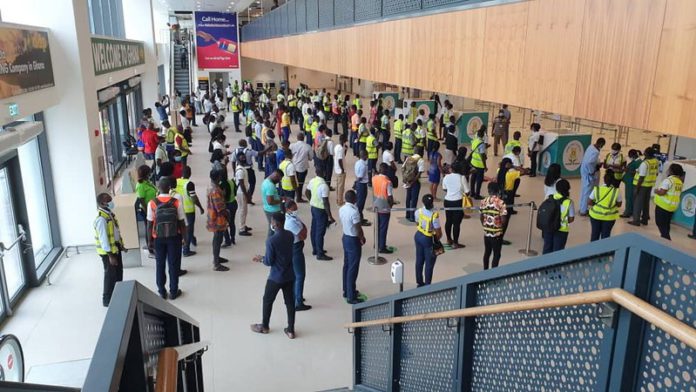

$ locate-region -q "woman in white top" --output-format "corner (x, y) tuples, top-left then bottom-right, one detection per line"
(543, 163), (562, 199)
(441, 162), (471, 249)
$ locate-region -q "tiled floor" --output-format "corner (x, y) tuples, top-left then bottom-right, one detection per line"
(3, 112), (693, 391)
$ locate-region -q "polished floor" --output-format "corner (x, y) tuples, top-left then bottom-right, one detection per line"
(3, 112), (693, 391)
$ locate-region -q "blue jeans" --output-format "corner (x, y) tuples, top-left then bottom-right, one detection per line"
(292, 241), (306, 306)
(350, 132), (358, 156)
(377, 212), (390, 250)
(342, 235), (362, 300)
(414, 231), (435, 287)
(310, 207), (328, 256)
(406, 181), (421, 221)
(470, 167), (485, 198)
(183, 213), (195, 253)
(590, 218), (615, 241)
(281, 189), (296, 200)
(580, 172), (598, 214)
(356, 182), (368, 222)
(155, 236), (181, 295)
(368, 159), (377, 183)
(282, 126), (290, 143)
(542, 230), (569, 254)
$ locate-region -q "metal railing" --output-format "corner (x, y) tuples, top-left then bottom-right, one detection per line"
(348, 233), (696, 391)
(241, 0), (516, 42)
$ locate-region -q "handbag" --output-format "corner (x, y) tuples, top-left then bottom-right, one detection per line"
(462, 195), (474, 213)
(433, 239), (445, 257)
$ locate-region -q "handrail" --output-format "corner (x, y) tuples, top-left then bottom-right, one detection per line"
(155, 341), (209, 392)
(345, 288), (696, 351)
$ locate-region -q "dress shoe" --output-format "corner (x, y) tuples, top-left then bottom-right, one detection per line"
(250, 324), (269, 334)
(159, 291), (168, 300)
(213, 264), (230, 271)
(284, 328), (296, 339)
(239, 230), (252, 236)
(317, 254), (334, 261)
(502, 240), (512, 246)
(178, 270), (188, 276)
(627, 221), (641, 227)
(295, 304), (312, 311)
(218, 257), (229, 263)
(688, 234), (696, 240)
(222, 242), (231, 248)
(169, 289), (182, 300)
(347, 298), (365, 304)
(182, 251), (196, 257)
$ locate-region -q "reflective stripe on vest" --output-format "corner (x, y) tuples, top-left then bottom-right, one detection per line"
(393, 120), (403, 138)
(94, 209), (119, 255)
(230, 97), (240, 112)
(402, 130), (414, 155)
(280, 160), (295, 191)
(417, 209), (438, 237)
(633, 158), (659, 187)
(358, 125), (368, 142)
(553, 193), (571, 232)
(176, 178), (195, 213)
(605, 153), (625, 180)
(366, 135), (377, 159)
(654, 176), (683, 212)
(504, 140), (521, 155)
(471, 138), (485, 169)
(309, 177), (326, 209)
(226, 180), (237, 203)
(589, 186), (619, 221)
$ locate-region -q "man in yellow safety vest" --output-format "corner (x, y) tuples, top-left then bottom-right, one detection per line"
(629, 147), (660, 227)
(653, 163), (685, 240)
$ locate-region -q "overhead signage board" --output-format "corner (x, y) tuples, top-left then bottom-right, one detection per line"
(194, 11), (239, 69)
(0, 26), (55, 99)
(91, 37), (145, 76)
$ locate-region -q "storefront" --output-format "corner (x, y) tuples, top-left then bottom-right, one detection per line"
(97, 76), (144, 187)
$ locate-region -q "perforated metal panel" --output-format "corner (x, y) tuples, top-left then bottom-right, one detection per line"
(383, 0), (422, 16)
(142, 312), (166, 376)
(318, 0), (335, 29)
(423, 0), (469, 9)
(354, 0), (382, 22)
(334, 0), (354, 26)
(358, 303), (391, 391)
(306, 0), (319, 30)
(296, 0), (307, 32)
(399, 288), (459, 392)
(471, 255), (615, 391)
(636, 259), (696, 392)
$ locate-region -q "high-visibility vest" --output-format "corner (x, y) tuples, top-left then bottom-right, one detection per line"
(553, 193), (572, 233)
(402, 129), (414, 155)
(309, 177), (327, 209)
(470, 138), (485, 169)
(353, 98), (361, 110)
(589, 186), (620, 221)
(176, 178), (195, 213)
(281, 112), (291, 127)
(311, 122), (319, 140)
(415, 127), (425, 147)
(94, 209), (120, 255)
(426, 120), (437, 141)
(634, 158), (659, 187)
(304, 116), (312, 132)
(279, 159), (295, 191)
(226, 180), (237, 203)
(408, 107), (417, 124)
(393, 120), (403, 139)
(358, 124), (368, 143)
(288, 95), (297, 107)
(380, 115), (389, 130)
(654, 176), (683, 212)
(366, 135), (378, 159)
(416, 209), (439, 237)
(605, 153), (625, 181)
(504, 140), (521, 155)
(166, 127), (177, 144)
(230, 96), (240, 112)
(174, 132), (189, 157)
(241, 91), (251, 103)
(372, 174), (390, 199)
(323, 96), (330, 112)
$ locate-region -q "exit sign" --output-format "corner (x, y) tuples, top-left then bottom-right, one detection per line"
(8, 103), (18, 117)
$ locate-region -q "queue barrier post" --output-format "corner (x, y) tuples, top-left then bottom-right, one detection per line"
(518, 201), (539, 256)
(367, 207), (387, 265)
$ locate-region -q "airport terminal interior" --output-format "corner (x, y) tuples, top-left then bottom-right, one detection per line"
(0, 0), (694, 391)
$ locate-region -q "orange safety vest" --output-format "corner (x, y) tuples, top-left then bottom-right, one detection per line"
(372, 174), (390, 199)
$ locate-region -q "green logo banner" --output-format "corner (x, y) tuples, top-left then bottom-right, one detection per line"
(91, 37), (145, 76)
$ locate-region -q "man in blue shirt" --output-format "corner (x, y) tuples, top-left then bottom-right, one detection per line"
(579, 138), (605, 215)
(261, 170), (284, 237)
(284, 200), (311, 311)
(251, 212), (297, 339)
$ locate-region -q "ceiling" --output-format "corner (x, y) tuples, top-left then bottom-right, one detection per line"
(154, 0), (261, 13)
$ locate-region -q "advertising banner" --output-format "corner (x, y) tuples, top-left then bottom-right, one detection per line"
(91, 37), (145, 76)
(0, 26), (54, 100)
(195, 12), (239, 70)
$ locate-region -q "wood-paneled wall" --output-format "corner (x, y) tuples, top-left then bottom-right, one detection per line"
(241, 0), (696, 138)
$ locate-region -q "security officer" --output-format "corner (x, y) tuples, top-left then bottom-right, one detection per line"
(306, 166), (335, 261)
(469, 127), (487, 199)
(94, 193), (124, 307)
(653, 163), (685, 240)
(629, 147), (659, 226)
(373, 163), (395, 254)
(426, 113), (438, 155)
(230, 93), (242, 133)
(176, 166), (205, 257)
(393, 114), (404, 163)
(279, 149), (299, 200)
(504, 131), (522, 155)
(402, 122), (415, 162)
(589, 171), (622, 241)
(365, 128), (378, 184)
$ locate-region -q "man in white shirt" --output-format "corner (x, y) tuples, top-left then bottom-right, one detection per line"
(354, 150), (371, 226)
(334, 134), (347, 205)
(235, 153), (252, 236)
(290, 132), (313, 202)
(441, 162), (470, 248)
(203, 95), (214, 114)
(325, 130), (336, 187)
(504, 146), (525, 171)
(305, 166), (334, 261)
(527, 123), (542, 177)
(225, 84), (233, 108)
(339, 190), (367, 304)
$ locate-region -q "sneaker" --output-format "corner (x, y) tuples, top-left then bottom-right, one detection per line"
(191, 237), (198, 247)
(357, 292), (369, 301)
(169, 289), (182, 300)
(213, 264), (230, 271)
(222, 242), (232, 248)
(283, 328), (296, 339)
(250, 324), (269, 334)
(218, 257), (230, 263)
(182, 251), (197, 257)
(361, 221), (372, 227)
(347, 298), (366, 304)
(244, 226), (253, 231)
(239, 230), (252, 236)
(295, 304), (312, 311)
(317, 254), (334, 261)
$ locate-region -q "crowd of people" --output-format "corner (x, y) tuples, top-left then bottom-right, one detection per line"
(93, 82), (690, 337)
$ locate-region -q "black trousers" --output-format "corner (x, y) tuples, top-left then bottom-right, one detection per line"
(100, 252), (123, 306)
(212, 231), (224, 265)
(262, 279), (296, 332)
(444, 199), (464, 244)
(655, 206), (673, 240)
(246, 168), (256, 200)
(483, 236), (502, 270)
(529, 151), (538, 176)
(632, 187), (652, 224)
(224, 201), (238, 244)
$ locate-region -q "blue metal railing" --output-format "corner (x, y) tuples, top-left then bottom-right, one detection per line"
(349, 233), (696, 391)
(241, 0), (506, 41)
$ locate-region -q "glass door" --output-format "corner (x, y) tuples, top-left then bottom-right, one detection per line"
(0, 167), (25, 302)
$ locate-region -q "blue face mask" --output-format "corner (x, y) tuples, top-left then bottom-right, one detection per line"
(106, 201), (115, 210)
(174, 156), (182, 162)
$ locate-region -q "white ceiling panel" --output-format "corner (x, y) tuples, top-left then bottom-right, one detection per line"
(155, 0), (260, 13)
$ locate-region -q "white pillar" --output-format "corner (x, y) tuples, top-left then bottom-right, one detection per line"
(123, 0), (160, 108)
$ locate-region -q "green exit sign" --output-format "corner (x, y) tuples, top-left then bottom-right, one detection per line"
(8, 103), (18, 117)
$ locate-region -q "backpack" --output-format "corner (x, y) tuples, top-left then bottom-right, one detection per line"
(402, 157), (419, 184)
(536, 195), (562, 232)
(316, 140), (329, 160)
(155, 198), (179, 238)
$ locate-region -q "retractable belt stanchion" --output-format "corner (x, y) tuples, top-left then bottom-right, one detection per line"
(367, 207), (388, 265)
(518, 201), (539, 256)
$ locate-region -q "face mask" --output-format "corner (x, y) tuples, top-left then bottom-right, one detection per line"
(174, 156), (182, 162)
(270, 224), (276, 233)
(287, 210), (297, 217)
(611, 150), (619, 155)
(106, 201), (115, 210)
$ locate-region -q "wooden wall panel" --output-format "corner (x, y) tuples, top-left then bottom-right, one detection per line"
(241, 0), (696, 137)
(574, 0), (666, 129)
(649, 0), (696, 138)
(480, 2), (529, 107)
(521, 0), (585, 115)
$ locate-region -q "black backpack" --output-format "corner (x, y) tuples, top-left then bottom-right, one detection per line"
(536, 195), (563, 232)
(155, 199), (179, 238)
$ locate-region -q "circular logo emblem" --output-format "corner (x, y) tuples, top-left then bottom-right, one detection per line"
(682, 194), (696, 218)
(418, 103), (431, 117)
(562, 140), (584, 172)
(542, 151), (552, 169)
(466, 116), (483, 139)
(383, 96), (395, 111)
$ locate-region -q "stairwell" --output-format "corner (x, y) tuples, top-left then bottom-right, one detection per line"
(173, 44), (190, 95)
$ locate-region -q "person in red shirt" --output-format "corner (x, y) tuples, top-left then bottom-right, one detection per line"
(172, 151), (184, 178)
(142, 125), (159, 160)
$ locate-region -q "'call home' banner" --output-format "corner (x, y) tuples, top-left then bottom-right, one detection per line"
(0, 25), (54, 100)
(91, 37), (145, 76)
